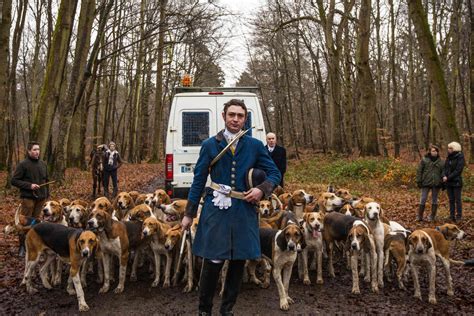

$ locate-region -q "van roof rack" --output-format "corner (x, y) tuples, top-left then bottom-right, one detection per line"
(174, 86), (259, 94)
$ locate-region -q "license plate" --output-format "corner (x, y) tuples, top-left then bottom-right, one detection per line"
(181, 165), (194, 173)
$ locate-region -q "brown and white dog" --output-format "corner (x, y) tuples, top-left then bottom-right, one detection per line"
(259, 224), (306, 310)
(158, 199), (187, 225)
(87, 209), (129, 294)
(113, 192), (136, 220)
(42, 201), (68, 226)
(23, 222), (99, 311)
(278, 192), (292, 210)
(300, 212), (325, 285)
(152, 189), (171, 207)
(407, 228), (459, 304)
(257, 194), (283, 218)
(436, 224), (467, 243)
(135, 193), (153, 206)
(347, 220), (378, 294)
(68, 204), (90, 229)
(340, 204), (363, 218)
(141, 217), (175, 288)
(316, 192), (344, 213)
(127, 204), (155, 222)
(384, 225), (409, 290)
(89, 197), (114, 215)
(58, 198), (72, 216)
(128, 191), (141, 202)
(335, 188), (353, 203)
(287, 190), (314, 219)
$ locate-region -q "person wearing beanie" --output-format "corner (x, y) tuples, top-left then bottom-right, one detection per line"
(442, 141), (465, 222)
(416, 145), (444, 221)
(103, 141), (122, 198)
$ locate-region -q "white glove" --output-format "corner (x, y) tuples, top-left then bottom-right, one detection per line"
(212, 184), (232, 210)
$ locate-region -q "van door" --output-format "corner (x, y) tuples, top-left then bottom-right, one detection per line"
(173, 96), (217, 188)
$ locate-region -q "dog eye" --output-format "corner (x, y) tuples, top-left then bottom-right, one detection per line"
(80, 240), (85, 244)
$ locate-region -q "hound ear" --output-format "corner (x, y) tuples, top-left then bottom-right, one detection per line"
(276, 230), (288, 251)
(104, 212), (113, 232)
(303, 212), (309, 222)
(164, 194), (171, 204)
(287, 198), (294, 212)
(424, 237), (432, 249)
(443, 227), (449, 238)
(299, 229), (307, 250)
(112, 196), (119, 210)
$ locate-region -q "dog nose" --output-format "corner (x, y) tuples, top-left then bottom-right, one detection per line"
(143, 230), (148, 236)
(82, 249), (89, 257)
(43, 208), (48, 213)
(351, 243), (357, 250)
(315, 224), (320, 230)
(416, 248), (423, 254)
(164, 244), (170, 250)
(288, 244), (295, 251)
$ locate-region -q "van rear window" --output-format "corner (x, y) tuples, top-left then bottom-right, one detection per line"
(182, 112), (209, 146)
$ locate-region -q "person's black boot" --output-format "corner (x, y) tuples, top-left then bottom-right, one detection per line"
(199, 259), (224, 315)
(18, 233), (26, 257)
(417, 204), (425, 221)
(220, 260), (245, 316)
(427, 204), (438, 222)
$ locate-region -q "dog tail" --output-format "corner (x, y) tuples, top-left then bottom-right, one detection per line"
(449, 259), (465, 265)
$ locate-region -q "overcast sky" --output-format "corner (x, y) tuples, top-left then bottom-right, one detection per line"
(215, 0), (265, 86)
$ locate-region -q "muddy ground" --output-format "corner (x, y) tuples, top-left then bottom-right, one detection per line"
(1, 175), (473, 315)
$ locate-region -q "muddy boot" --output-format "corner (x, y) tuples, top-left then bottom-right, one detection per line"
(416, 204), (425, 221)
(427, 204), (438, 222)
(220, 260), (245, 316)
(199, 259), (224, 315)
(18, 233), (26, 257)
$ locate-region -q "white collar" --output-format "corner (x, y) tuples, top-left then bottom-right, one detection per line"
(223, 128), (239, 139)
(268, 145), (275, 150)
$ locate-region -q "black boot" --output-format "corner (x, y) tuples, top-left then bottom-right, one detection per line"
(417, 204), (425, 221)
(18, 233), (26, 257)
(199, 259), (224, 315)
(220, 260), (245, 316)
(427, 204), (438, 222)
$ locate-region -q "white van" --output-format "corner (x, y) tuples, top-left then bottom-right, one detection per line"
(164, 87), (267, 198)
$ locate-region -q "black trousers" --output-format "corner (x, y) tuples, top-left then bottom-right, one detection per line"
(199, 259), (245, 315)
(446, 186), (462, 218)
(103, 169), (118, 197)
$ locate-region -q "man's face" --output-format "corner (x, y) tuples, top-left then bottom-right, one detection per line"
(109, 144), (116, 151)
(267, 134), (276, 147)
(222, 105), (246, 134)
(28, 145), (40, 159)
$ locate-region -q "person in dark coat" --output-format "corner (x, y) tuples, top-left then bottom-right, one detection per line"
(11, 141), (50, 256)
(181, 99), (281, 315)
(443, 141), (465, 222)
(103, 141), (122, 198)
(265, 132), (287, 187)
(416, 145), (444, 222)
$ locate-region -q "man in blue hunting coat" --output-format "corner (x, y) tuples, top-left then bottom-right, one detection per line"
(181, 99), (281, 315)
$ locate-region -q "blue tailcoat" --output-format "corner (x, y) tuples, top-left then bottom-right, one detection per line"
(187, 131), (281, 260)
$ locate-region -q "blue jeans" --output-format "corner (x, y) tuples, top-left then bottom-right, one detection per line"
(419, 187), (440, 206)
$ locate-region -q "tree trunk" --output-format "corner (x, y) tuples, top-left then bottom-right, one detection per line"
(150, 0), (167, 162)
(408, 0), (459, 144)
(356, 0), (379, 156)
(30, 0), (78, 158)
(389, 0), (400, 157)
(0, 0), (12, 170)
(52, 0), (95, 182)
(468, 0), (474, 162)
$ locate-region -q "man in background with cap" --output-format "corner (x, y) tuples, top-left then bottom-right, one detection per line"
(265, 132), (287, 187)
(181, 99), (280, 315)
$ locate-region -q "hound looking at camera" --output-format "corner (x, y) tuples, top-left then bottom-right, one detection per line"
(287, 190), (314, 219)
(260, 224), (306, 311)
(113, 192), (136, 220)
(347, 220), (378, 294)
(23, 222), (99, 312)
(407, 228), (458, 304)
(300, 212), (325, 285)
(364, 202), (386, 288)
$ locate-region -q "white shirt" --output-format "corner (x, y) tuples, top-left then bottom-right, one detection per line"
(268, 146), (275, 153)
(223, 129), (239, 147)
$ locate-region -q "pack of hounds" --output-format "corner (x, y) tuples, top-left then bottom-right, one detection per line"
(4, 186), (467, 312)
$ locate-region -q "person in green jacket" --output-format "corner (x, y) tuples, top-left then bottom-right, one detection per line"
(416, 145), (445, 222)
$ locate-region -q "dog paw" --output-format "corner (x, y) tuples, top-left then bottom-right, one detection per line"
(99, 285), (109, 294)
(151, 280), (159, 287)
(163, 280), (170, 288)
(130, 274), (137, 282)
(114, 286), (124, 294)
(447, 289), (454, 296)
(303, 278), (311, 285)
(67, 287), (76, 295)
(279, 299), (290, 311)
(378, 281), (384, 288)
(316, 278), (324, 285)
(371, 284), (379, 293)
(428, 296), (437, 304)
(251, 278), (262, 286)
(287, 297), (294, 305)
(414, 292), (421, 300)
(79, 303), (90, 312)
(42, 282), (52, 290)
(261, 281), (270, 289)
(364, 277), (371, 283)
(351, 288), (361, 295)
(27, 286), (38, 294)
(183, 284), (193, 293)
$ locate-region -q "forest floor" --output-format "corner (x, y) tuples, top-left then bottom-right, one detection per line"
(0, 155), (473, 315)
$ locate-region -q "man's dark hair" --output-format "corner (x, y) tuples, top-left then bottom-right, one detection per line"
(223, 99), (247, 117)
(27, 141), (40, 151)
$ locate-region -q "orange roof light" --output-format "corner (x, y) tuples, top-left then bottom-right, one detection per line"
(181, 74), (192, 87)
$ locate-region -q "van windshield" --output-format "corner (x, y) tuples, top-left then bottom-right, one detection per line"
(182, 112), (209, 146)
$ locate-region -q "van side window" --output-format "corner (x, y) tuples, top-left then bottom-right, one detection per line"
(182, 112), (209, 146)
(244, 112), (252, 136)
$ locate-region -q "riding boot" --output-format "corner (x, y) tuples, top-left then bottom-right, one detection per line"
(18, 233), (26, 257)
(416, 204), (425, 221)
(427, 204), (438, 222)
(220, 260), (245, 316)
(199, 259), (224, 315)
